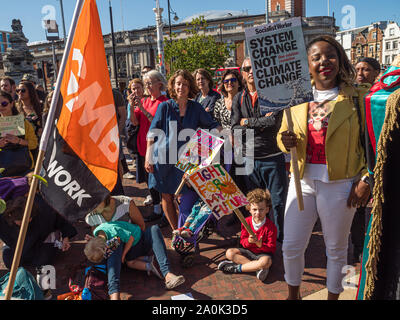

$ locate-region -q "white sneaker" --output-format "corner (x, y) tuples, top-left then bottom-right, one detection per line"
(143, 195), (153, 206)
(123, 172), (135, 179)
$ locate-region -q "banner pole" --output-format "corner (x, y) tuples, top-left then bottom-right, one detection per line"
(284, 109), (304, 211)
(233, 209), (261, 248)
(4, 0), (85, 300)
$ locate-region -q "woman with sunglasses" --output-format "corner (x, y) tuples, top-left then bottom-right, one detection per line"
(0, 91), (38, 176)
(193, 68), (221, 115)
(213, 70), (244, 129)
(16, 81), (43, 143)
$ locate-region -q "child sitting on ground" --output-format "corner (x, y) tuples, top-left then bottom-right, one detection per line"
(217, 188), (277, 282)
(172, 198), (212, 238)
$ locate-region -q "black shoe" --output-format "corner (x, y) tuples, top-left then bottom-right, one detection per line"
(158, 215), (169, 228)
(220, 262), (241, 274)
(144, 212), (162, 222)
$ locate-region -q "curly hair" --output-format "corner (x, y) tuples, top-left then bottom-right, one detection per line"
(245, 188), (271, 210)
(84, 236), (106, 263)
(307, 35), (356, 86)
(167, 69), (199, 100)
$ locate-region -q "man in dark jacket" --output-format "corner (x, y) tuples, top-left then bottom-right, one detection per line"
(231, 57), (287, 242)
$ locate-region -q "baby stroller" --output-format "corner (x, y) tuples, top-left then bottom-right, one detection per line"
(172, 188), (238, 268)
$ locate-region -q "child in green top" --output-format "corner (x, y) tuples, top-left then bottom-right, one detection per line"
(84, 220), (142, 264)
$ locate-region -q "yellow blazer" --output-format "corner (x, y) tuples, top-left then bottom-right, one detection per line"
(277, 83), (370, 181)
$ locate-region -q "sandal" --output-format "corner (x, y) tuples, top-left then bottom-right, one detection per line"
(165, 274), (185, 290)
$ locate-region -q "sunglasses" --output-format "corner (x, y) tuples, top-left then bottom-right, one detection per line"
(0, 101), (9, 107)
(16, 88), (26, 93)
(223, 78), (237, 84)
(242, 66), (252, 73)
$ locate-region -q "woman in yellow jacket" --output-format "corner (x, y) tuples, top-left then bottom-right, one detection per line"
(277, 36), (371, 300)
(0, 90), (38, 175)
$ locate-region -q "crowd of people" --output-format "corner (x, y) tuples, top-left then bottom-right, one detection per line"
(0, 34), (393, 300)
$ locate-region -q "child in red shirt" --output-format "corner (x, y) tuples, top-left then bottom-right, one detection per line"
(218, 188), (277, 281)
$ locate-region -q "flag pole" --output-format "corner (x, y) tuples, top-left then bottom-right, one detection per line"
(4, 0), (85, 300)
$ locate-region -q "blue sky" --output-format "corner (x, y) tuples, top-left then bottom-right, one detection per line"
(1, 0), (399, 43)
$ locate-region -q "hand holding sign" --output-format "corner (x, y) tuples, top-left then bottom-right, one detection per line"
(245, 17), (312, 211)
(175, 129), (224, 195)
(187, 164), (261, 246)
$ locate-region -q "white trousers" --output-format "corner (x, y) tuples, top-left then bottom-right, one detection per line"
(282, 176), (356, 294)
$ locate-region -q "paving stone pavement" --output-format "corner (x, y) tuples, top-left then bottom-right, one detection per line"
(0, 158), (361, 300)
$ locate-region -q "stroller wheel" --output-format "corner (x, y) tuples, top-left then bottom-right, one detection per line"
(181, 254), (194, 268)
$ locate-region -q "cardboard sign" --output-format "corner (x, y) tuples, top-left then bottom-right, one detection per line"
(0, 114), (25, 137)
(245, 17), (313, 114)
(188, 164), (248, 220)
(175, 129), (224, 175)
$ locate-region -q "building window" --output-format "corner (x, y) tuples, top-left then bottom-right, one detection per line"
(357, 46), (361, 54)
(385, 56), (391, 64)
(386, 42), (391, 50)
(390, 28), (395, 36)
(372, 32), (377, 40)
(223, 23), (237, 31)
(277, 4), (281, 11)
(206, 26), (218, 33)
(132, 52), (139, 65)
(369, 45), (374, 53)
(394, 41), (398, 49)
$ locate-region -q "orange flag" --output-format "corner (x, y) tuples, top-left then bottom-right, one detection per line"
(41, 0), (119, 220)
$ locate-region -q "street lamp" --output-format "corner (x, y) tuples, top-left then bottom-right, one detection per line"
(109, 0), (118, 89)
(58, 0), (67, 44)
(374, 23), (379, 61)
(167, 0), (179, 40)
(153, 0), (165, 76)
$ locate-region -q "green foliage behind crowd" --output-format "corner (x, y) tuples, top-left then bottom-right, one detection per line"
(163, 16), (235, 78)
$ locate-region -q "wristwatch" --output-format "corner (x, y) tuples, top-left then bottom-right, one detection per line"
(243, 119), (249, 126)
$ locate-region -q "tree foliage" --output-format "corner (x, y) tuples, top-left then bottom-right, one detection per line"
(164, 16), (234, 78)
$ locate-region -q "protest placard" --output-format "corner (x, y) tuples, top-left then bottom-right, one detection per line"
(0, 114), (25, 137)
(245, 17), (313, 115)
(174, 129), (224, 195)
(188, 164), (248, 219)
(188, 164), (259, 242)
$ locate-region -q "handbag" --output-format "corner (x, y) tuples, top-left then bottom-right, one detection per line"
(125, 119), (139, 154)
(0, 144), (32, 177)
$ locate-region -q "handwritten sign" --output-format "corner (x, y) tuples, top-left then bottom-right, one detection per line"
(245, 17), (313, 114)
(0, 114), (25, 137)
(175, 129), (224, 175)
(188, 164), (248, 220)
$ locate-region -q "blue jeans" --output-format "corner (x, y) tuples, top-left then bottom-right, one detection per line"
(245, 154), (288, 242)
(125, 225), (170, 277)
(106, 244), (123, 296)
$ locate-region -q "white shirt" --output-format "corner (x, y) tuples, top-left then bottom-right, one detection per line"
(252, 217), (266, 231)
